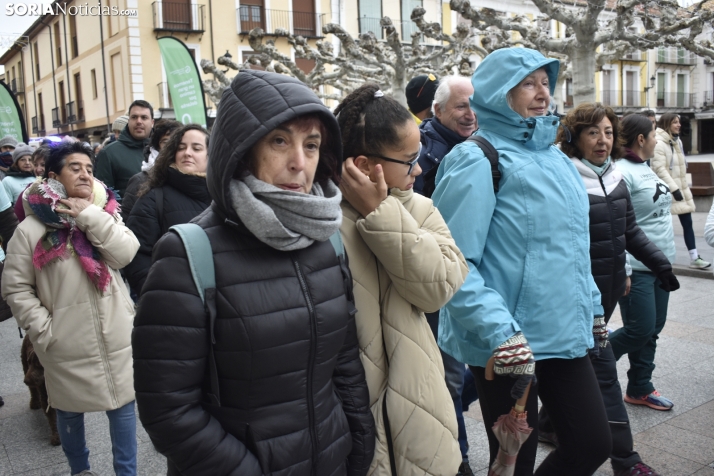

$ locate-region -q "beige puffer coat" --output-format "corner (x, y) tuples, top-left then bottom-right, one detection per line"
(652, 128), (696, 215)
(2, 182), (139, 413)
(341, 188), (468, 476)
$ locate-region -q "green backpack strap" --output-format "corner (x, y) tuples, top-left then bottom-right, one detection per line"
(169, 223), (221, 407)
(328, 231), (344, 259)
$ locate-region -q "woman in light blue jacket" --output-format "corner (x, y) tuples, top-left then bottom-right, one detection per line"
(432, 48), (611, 475)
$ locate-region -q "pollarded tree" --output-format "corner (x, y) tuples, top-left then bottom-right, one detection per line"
(450, 0), (714, 104)
(201, 8), (488, 106)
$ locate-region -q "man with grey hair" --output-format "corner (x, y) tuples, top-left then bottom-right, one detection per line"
(414, 75), (477, 476)
(414, 76), (477, 194)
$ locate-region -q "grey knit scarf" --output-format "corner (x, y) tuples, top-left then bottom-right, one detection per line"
(229, 174), (342, 251)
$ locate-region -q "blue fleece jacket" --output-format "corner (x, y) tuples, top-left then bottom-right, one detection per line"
(432, 48), (603, 367)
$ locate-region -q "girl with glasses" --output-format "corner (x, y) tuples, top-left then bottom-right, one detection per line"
(333, 82), (468, 475)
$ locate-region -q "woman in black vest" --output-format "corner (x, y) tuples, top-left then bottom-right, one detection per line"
(124, 124), (211, 295)
(132, 70), (374, 475)
(541, 103), (677, 476)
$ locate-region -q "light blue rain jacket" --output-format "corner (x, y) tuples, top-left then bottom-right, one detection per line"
(432, 48), (603, 367)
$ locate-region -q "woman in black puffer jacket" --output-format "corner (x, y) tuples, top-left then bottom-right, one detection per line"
(124, 124), (211, 295)
(539, 103), (678, 476)
(132, 70), (375, 476)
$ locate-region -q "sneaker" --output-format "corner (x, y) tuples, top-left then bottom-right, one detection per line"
(74, 471), (99, 476)
(614, 462), (660, 476)
(624, 390), (673, 411)
(537, 430), (560, 447)
(456, 461), (474, 476)
(689, 256), (711, 269)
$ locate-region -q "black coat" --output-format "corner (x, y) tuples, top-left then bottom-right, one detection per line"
(132, 70), (374, 476)
(414, 117), (467, 195)
(574, 159), (672, 317)
(124, 167), (211, 294)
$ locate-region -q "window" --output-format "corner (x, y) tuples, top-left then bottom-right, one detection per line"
(239, 0), (264, 33)
(677, 74), (686, 107)
(54, 23), (62, 67)
(657, 47), (665, 63)
(625, 71), (637, 106)
(38, 92), (45, 131)
(111, 53), (125, 113)
(401, 0), (422, 40)
(359, 0), (382, 39)
(241, 50), (265, 70)
(74, 73), (83, 121)
(293, 0), (317, 37)
(657, 72), (665, 107)
(69, 14), (78, 58)
(58, 81), (67, 124)
(34, 42), (40, 79)
(91, 69), (98, 99)
(602, 70), (613, 105)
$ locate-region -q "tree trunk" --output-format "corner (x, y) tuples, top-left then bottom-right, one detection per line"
(391, 74), (408, 108)
(570, 46), (597, 105)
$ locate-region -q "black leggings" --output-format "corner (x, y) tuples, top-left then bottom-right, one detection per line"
(471, 356), (611, 476)
(679, 213), (696, 251)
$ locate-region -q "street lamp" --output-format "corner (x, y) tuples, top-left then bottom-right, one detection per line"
(644, 75), (656, 108)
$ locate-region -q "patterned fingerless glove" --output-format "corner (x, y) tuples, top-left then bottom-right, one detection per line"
(593, 315), (608, 348)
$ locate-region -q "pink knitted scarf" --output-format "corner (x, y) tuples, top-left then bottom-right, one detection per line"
(28, 179), (119, 293)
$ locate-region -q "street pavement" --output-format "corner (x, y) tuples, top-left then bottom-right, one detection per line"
(0, 214), (712, 475)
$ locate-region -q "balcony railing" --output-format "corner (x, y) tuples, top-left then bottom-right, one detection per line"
(656, 47), (697, 65)
(66, 101), (76, 124)
(656, 92), (696, 108)
(620, 51), (643, 61)
(51, 107), (61, 128)
(358, 17), (423, 42)
(236, 7), (325, 37)
(601, 90), (645, 108)
(703, 91), (714, 108)
(10, 77), (24, 94)
(152, 1), (205, 32)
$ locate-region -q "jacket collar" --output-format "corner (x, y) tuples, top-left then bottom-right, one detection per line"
(166, 167), (211, 204)
(118, 126), (148, 149)
(422, 118), (468, 150)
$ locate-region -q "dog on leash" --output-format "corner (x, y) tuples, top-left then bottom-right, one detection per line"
(21, 335), (60, 446)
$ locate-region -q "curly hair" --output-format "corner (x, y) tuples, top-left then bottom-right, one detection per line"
(139, 124), (209, 197)
(150, 119), (182, 151)
(333, 83), (413, 160)
(557, 102), (624, 160)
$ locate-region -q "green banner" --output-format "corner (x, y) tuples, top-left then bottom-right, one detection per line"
(0, 81), (28, 142)
(158, 37), (207, 127)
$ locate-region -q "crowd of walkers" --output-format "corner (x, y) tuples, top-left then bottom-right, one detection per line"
(0, 46), (712, 476)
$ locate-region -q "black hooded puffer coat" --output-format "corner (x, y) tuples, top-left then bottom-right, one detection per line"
(571, 158), (672, 318)
(132, 70), (375, 476)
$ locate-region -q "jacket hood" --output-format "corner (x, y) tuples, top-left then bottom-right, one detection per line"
(470, 48), (560, 148)
(656, 127), (674, 142)
(207, 70), (342, 220)
(118, 125), (147, 149)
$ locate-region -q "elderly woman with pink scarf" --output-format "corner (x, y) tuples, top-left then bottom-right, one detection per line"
(2, 141), (139, 476)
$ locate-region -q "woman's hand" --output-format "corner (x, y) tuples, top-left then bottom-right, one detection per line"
(340, 158), (388, 218)
(56, 194), (94, 218)
(624, 276), (631, 296)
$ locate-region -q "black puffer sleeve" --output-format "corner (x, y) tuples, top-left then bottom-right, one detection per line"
(623, 190), (672, 275)
(121, 172), (148, 223)
(331, 298), (375, 476)
(132, 231), (262, 475)
(0, 207), (19, 252)
(124, 189), (161, 294)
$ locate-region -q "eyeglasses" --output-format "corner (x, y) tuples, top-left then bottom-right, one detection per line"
(365, 143), (422, 175)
